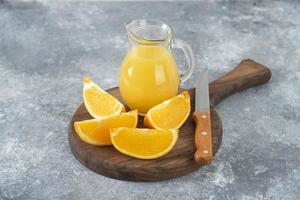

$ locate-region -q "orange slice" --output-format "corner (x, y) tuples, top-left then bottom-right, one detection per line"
(74, 110), (138, 146)
(144, 91), (190, 129)
(110, 128), (178, 159)
(83, 76), (125, 119)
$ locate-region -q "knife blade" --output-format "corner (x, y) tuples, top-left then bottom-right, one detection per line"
(193, 68), (213, 164)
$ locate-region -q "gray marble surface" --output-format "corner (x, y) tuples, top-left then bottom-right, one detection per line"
(0, 1), (300, 199)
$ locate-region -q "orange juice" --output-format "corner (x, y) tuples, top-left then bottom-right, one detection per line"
(119, 45), (180, 114)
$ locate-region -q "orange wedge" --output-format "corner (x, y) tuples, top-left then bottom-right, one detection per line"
(83, 76), (125, 119)
(110, 128), (178, 159)
(144, 91), (190, 129)
(74, 110), (138, 146)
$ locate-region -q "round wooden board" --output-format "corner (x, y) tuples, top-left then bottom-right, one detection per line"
(68, 88), (223, 182)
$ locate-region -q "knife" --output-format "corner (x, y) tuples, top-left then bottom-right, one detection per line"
(193, 68), (213, 164)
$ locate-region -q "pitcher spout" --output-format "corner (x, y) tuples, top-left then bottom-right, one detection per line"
(125, 19), (172, 46)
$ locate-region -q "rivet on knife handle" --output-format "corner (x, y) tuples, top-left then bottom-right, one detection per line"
(193, 111), (212, 164)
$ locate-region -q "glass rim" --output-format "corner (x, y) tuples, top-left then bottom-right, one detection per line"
(125, 19), (172, 43)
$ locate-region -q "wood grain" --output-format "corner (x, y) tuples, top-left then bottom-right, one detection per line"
(68, 88), (222, 181)
(193, 111), (213, 164)
(68, 59), (271, 181)
(209, 59), (271, 106)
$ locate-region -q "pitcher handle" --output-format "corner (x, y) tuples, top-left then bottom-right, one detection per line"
(171, 39), (195, 83)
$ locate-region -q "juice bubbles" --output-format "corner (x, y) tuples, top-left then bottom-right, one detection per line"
(119, 45), (180, 114)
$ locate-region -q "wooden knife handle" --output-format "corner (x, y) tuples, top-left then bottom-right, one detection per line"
(209, 59), (271, 106)
(193, 111), (212, 164)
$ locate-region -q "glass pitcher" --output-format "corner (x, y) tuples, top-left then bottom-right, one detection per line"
(119, 19), (195, 114)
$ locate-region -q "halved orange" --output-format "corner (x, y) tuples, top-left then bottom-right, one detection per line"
(144, 91), (190, 129)
(110, 128), (178, 159)
(74, 110), (138, 146)
(83, 76), (125, 119)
